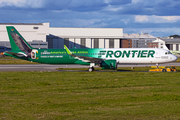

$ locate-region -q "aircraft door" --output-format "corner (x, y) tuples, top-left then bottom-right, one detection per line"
(155, 50), (160, 59)
(31, 49), (38, 59)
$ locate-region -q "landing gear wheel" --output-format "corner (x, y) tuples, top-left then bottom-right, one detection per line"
(92, 67), (94, 71)
(162, 69), (166, 72)
(88, 67), (94, 72)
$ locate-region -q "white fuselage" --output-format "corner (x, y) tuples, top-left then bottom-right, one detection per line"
(99, 48), (177, 64)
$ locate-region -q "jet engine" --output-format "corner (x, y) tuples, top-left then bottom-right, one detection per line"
(99, 60), (117, 69)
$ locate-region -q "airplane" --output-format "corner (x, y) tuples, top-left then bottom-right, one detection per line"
(3, 26), (178, 72)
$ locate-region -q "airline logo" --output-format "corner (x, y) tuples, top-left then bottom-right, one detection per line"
(99, 50), (155, 58)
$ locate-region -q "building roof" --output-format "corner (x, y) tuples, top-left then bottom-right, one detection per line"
(0, 23), (43, 25)
(159, 38), (180, 43)
(123, 33), (156, 39)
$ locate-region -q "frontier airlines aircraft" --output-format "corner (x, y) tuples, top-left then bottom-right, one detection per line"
(3, 26), (177, 72)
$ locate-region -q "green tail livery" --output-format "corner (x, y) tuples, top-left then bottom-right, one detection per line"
(3, 26), (177, 72)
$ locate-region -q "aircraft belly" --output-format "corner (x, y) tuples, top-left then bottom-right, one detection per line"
(118, 58), (155, 64)
(118, 58), (173, 64)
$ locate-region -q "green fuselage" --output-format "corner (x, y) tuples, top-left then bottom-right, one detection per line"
(27, 48), (100, 65)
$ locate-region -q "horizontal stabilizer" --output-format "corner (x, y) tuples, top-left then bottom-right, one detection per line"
(4, 51), (27, 57)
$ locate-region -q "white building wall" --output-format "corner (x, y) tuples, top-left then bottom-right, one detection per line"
(105, 39), (109, 48)
(0, 23), (49, 42)
(99, 39), (104, 48)
(86, 38), (91, 48)
(114, 39), (119, 48)
(49, 28), (123, 38)
(173, 44), (176, 51)
(91, 39), (94, 48)
(75, 38), (81, 49)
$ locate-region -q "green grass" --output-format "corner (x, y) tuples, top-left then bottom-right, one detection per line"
(0, 71), (180, 119)
(58, 66), (180, 72)
(0, 57), (38, 64)
(175, 58), (180, 62)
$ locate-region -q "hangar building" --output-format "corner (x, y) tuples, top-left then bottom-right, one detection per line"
(0, 23), (49, 52)
(148, 37), (180, 51)
(124, 32), (156, 48)
(47, 27), (123, 49)
(0, 22), (124, 51)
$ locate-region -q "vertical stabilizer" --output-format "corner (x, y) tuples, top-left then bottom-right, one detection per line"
(6, 26), (33, 55)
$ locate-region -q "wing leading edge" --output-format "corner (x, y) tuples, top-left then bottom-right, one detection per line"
(64, 45), (104, 63)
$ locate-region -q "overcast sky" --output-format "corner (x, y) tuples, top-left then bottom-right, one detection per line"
(1, 0), (180, 37)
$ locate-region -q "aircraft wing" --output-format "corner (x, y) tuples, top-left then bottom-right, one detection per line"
(4, 51), (27, 58)
(64, 45), (103, 63)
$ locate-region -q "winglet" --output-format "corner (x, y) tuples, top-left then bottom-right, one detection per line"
(64, 45), (72, 55)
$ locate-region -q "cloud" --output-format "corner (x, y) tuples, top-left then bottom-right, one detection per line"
(1, 0), (180, 16)
(0, 0), (25, 7)
(135, 15), (180, 23)
(132, 0), (142, 4)
(124, 27), (180, 37)
(0, 0), (43, 8)
(1, 0), (180, 37)
(135, 15), (149, 23)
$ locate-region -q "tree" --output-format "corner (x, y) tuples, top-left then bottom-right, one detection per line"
(169, 35), (180, 38)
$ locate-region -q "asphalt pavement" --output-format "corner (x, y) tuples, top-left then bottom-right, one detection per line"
(0, 63), (179, 72)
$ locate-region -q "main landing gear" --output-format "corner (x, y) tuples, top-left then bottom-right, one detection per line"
(88, 63), (95, 72)
(88, 67), (94, 72)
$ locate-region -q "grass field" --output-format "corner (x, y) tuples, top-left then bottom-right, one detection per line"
(0, 57), (37, 64)
(0, 71), (180, 119)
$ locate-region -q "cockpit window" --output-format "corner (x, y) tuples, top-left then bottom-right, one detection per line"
(168, 51), (172, 54)
(165, 51), (172, 55)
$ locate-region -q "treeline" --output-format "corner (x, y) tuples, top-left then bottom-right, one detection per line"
(169, 35), (180, 38)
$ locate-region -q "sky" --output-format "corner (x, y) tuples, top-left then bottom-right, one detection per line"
(1, 0), (180, 37)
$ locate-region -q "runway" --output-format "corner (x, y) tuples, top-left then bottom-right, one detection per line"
(0, 63), (179, 71)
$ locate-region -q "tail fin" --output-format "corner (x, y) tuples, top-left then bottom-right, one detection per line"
(6, 26), (33, 54)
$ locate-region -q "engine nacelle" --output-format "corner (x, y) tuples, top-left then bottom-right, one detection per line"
(99, 60), (117, 69)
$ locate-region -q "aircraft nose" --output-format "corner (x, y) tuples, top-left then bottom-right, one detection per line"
(172, 55), (178, 62)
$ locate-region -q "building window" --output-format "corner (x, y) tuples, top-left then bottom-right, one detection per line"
(94, 39), (99, 48)
(176, 44), (179, 51)
(109, 39), (114, 48)
(33, 27), (39, 29)
(64, 38), (69, 47)
(81, 38), (86, 48)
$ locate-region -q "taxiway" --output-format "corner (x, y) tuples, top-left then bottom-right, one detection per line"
(0, 63), (179, 71)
